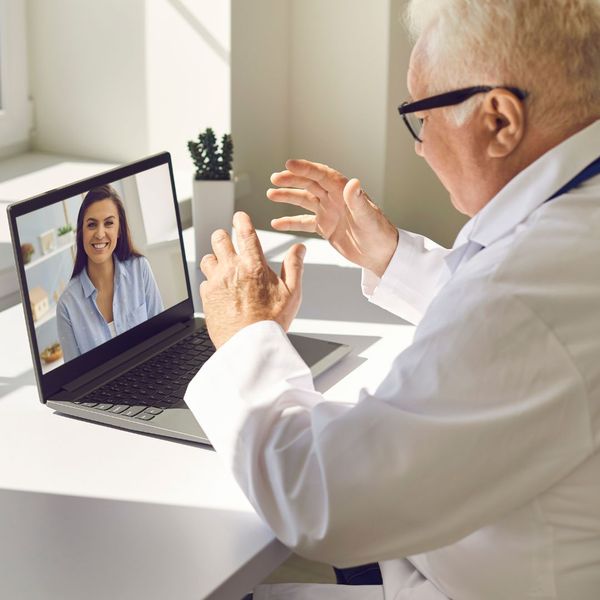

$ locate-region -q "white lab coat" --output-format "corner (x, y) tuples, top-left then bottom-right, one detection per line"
(186, 120), (600, 599)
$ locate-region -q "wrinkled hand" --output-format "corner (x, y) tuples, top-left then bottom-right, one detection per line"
(267, 159), (399, 277)
(199, 211), (306, 349)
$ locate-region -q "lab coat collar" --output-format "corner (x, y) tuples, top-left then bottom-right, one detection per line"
(453, 118), (600, 251)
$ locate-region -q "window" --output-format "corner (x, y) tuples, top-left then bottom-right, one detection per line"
(0, 0), (31, 157)
(0, 18), (3, 111)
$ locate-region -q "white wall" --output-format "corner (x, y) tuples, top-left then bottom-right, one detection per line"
(230, 0), (290, 226)
(382, 0), (467, 246)
(27, 0), (149, 162)
(26, 0), (231, 178)
(145, 0), (231, 170)
(0, 0), (31, 157)
(289, 0), (390, 205)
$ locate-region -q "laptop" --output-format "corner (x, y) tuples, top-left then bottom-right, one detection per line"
(7, 152), (350, 445)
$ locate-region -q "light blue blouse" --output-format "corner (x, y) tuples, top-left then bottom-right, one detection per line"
(56, 255), (164, 362)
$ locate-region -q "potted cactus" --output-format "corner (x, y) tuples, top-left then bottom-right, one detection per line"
(188, 128), (234, 263)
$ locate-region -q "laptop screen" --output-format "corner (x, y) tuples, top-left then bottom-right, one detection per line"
(9, 153), (194, 397)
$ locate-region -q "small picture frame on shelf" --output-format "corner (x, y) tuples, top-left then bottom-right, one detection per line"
(39, 229), (56, 255)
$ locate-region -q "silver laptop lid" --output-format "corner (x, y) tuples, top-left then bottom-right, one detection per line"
(7, 152), (193, 402)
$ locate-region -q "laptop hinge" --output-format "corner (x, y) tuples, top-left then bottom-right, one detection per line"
(62, 321), (189, 393)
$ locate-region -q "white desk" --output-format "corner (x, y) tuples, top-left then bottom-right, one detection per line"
(0, 228), (414, 599)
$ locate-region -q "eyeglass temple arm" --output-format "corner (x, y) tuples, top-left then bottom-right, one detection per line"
(399, 86), (528, 115)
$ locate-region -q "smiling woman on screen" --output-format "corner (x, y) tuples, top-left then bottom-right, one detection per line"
(56, 185), (164, 362)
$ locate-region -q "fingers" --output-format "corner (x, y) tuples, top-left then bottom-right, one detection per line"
(271, 214), (317, 233)
(199, 253), (217, 278)
(280, 244), (306, 294)
(233, 211), (265, 264)
(284, 159), (348, 194)
(210, 229), (235, 262)
(199, 279), (209, 303)
(270, 171), (328, 200)
(266, 187), (320, 213)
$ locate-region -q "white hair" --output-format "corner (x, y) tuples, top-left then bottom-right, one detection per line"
(405, 0), (600, 129)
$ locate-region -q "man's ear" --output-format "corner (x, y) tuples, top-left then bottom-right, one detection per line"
(481, 89), (526, 158)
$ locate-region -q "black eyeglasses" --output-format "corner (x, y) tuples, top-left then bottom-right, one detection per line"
(398, 85), (528, 143)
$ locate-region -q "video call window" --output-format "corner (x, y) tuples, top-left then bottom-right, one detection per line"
(16, 164), (188, 374)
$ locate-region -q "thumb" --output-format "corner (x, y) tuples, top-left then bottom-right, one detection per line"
(280, 243), (306, 293)
(343, 178), (372, 216)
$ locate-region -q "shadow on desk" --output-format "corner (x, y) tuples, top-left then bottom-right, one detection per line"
(297, 263), (402, 324)
(0, 370), (35, 401)
(303, 332), (380, 394)
(263, 235), (308, 263)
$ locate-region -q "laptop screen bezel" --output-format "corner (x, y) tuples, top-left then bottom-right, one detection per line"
(7, 152), (195, 401)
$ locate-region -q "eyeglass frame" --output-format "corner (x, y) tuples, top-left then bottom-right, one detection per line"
(398, 85), (529, 143)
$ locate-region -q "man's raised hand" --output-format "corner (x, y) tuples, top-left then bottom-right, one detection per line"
(199, 212), (305, 349)
(267, 159), (399, 277)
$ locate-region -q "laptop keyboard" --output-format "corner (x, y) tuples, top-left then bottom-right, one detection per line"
(73, 328), (215, 422)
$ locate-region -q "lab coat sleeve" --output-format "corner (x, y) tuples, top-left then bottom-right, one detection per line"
(185, 278), (593, 567)
(361, 229), (451, 324)
(56, 297), (81, 362)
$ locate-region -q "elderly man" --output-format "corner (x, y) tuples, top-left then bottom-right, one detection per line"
(186, 0), (600, 598)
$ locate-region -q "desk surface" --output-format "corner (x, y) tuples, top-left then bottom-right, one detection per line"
(0, 228), (414, 599)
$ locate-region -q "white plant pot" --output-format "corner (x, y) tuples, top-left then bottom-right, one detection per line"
(192, 178), (235, 263)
